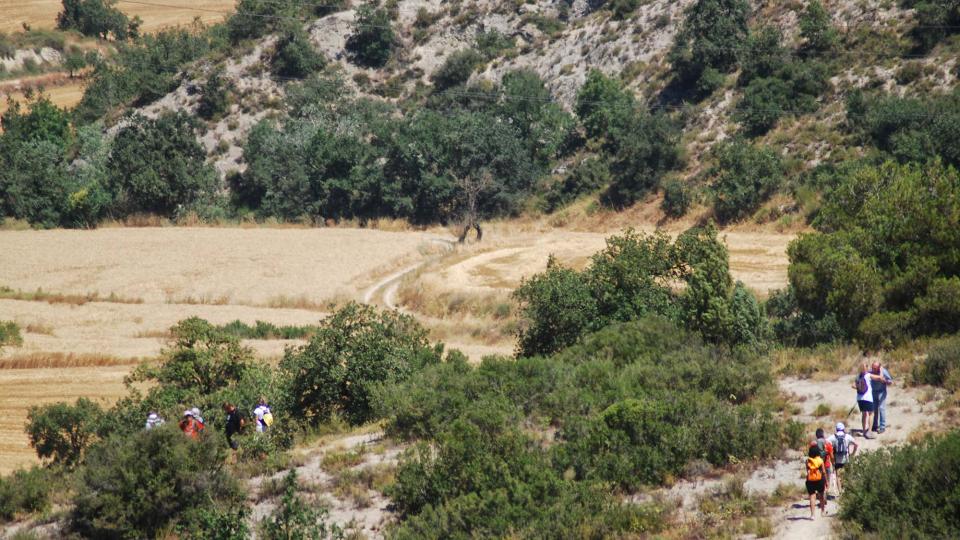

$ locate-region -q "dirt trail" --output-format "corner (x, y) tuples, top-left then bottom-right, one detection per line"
(666, 375), (942, 539)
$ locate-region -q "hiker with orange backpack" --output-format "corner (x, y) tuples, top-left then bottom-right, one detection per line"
(804, 445), (827, 519)
(811, 428), (834, 496)
(179, 410), (201, 440)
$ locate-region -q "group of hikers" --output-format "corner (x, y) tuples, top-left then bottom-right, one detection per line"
(803, 360), (894, 520)
(144, 396), (274, 449)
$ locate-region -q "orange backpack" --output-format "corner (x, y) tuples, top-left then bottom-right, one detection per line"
(807, 457), (823, 482)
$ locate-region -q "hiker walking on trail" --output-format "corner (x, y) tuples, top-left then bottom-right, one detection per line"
(828, 422), (858, 495)
(870, 362), (894, 434)
(179, 410), (200, 440)
(222, 402), (245, 450)
(253, 396), (272, 434)
(812, 428), (834, 495)
(854, 364), (885, 438)
(805, 445), (827, 519)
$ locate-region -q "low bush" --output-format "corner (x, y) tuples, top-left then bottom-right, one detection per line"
(0, 320), (22, 350)
(25, 397), (103, 467)
(0, 467), (52, 521)
(431, 49), (483, 91)
(709, 140), (784, 223)
(197, 70), (232, 120)
(271, 25), (325, 78)
(345, 2), (395, 68)
(912, 335), (960, 390)
(258, 470), (342, 539)
(661, 178), (691, 217)
(840, 430), (960, 537)
(544, 157), (610, 212)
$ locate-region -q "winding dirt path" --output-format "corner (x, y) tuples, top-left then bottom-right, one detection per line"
(361, 238), (456, 308)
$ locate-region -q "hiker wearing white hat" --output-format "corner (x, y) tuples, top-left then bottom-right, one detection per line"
(828, 423), (858, 495)
(179, 410), (200, 439)
(145, 412), (164, 430)
(191, 407), (205, 432)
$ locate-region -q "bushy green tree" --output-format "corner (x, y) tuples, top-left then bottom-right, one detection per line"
(57, 0), (133, 40)
(72, 425), (245, 538)
(346, 2), (395, 67)
(281, 303), (441, 425)
(271, 25), (325, 78)
(799, 0), (839, 53)
(107, 112), (217, 217)
(709, 140), (784, 222)
(227, 0), (296, 42)
(514, 258), (599, 357)
(25, 398), (103, 467)
(660, 178), (692, 217)
(668, 0), (750, 99)
(901, 0), (960, 51)
(197, 70), (232, 120)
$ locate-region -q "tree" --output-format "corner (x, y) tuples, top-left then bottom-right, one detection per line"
(709, 140), (784, 223)
(431, 49), (484, 91)
(25, 397), (103, 467)
(107, 112), (217, 216)
(667, 0), (750, 99)
(57, 0), (133, 39)
(280, 303), (441, 425)
(345, 2), (395, 67)
(197, 70), (232, 120)
(799, 0), (839, 53)
(64, 49), (87, 78)
(271, 25), (325, 78)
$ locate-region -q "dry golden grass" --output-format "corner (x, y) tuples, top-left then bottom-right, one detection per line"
(0, 285), (144, 305)
(0, 364), (132, 474)
(0, 352), (140, 369)
(0, 80), (86, 116)
(0, 0), (236, 34)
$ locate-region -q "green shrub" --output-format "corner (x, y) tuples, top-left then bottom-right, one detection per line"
(25, 397), (103, 467)
(197, 70), (232, 120)
(667, 0), (750, 100)
(840, 430), (960, 537)
(0, 467), (52, 522)
(610, 0), (640, 19)
(0, 320), (22, 350)
(709, 140), (784, 223)
(913, 335), (960, 390)
(71, 425), (245, 538)
(901, 0), (960, 52)
(798, 0), (838, 53)
(736, 76), (791, 135)
(280, 302), (441, 426)
(258, 470), (342, 539)
(660, 179), (691, 217)
(227, 0), (296, 42)
(271, 25), (325, 78)
(346, 2), (395, 67)
(475, 30), (512, 59)
(430, 49), (483, 91)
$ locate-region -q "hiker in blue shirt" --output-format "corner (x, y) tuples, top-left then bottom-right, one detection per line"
(870, 362), (894, 434)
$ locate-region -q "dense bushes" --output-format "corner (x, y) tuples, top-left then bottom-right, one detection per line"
(107, 112), (218, 217)
(709, 140), (784, 223)
(271, 25), (325, 78)
(900, 0), (960, 51)
(0, 467), (52, 522)
(847, 89), (960, 167)
(840, 430), (960, 537)
(431, 49), (483, 90)
(72, 425), (246, 538)
(912, 335), (960, 390)
(515, 226), (767, 356)
(281, 303), (441, 426)
(376, 315), (778, 536)
(787, 160), (960, 347)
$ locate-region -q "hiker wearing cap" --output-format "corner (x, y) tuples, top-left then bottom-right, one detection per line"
(145, 412), (164, 430)
(804, 445), (827, 519)
(191, 407), (205, 432)
(870, 362), (894, 434)
(828, 422), (858, 494)
(223, 402), (245, 450)
(179, 410), (200, 440)
(854, 364), (885, 438)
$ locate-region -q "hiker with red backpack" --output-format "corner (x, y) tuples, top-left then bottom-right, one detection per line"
(810, 428), (834, 496)
(804, 445), (827, 519)
(179, 410), (201, 440)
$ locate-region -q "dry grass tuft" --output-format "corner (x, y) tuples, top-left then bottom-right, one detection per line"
(167, 293), (232, 306)
(0, 286), (143, 306)
(23, 323), (54, 335)
(0, 352), (141, 369)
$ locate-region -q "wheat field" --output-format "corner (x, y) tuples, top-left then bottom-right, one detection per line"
(0, 226), (437, 472)
(0, 0), (236, 33)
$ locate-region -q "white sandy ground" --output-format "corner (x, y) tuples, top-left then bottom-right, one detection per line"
(663, 375), (945, 539)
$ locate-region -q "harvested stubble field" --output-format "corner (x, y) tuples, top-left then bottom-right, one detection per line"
(0, 0), (236, 33)
(0, 226), (436, 472)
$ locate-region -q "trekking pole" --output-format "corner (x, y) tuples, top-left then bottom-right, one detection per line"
(845, 405), (856, 418)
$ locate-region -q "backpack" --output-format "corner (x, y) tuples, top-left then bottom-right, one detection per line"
(263, 411), (274, 426)
(856, 374), (868, 394)
(816, 439), (828, 460)
(807, 458), (823, 482)
(834, 434), (848, 459)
